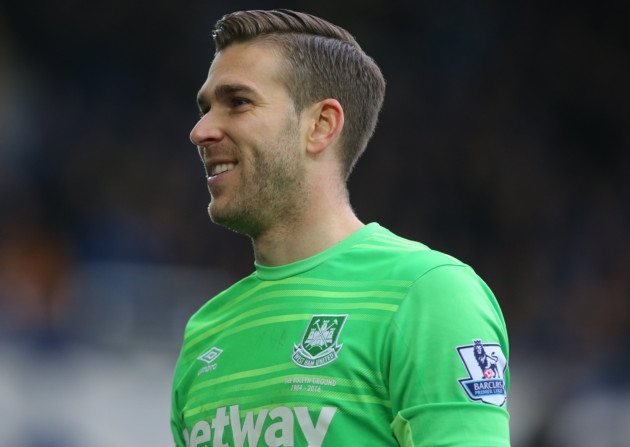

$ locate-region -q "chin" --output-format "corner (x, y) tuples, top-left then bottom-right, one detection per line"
(210, 208), (264, 238)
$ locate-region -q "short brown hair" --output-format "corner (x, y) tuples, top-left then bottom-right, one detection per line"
(212, 9), (386, 179)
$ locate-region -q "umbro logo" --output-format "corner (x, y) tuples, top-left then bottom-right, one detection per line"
(197, 346), (223, 375)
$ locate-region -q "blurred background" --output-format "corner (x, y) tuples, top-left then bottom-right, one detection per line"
(0, 0), (628, 446)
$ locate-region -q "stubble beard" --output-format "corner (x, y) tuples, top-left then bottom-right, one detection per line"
(208, 117), (307, 239)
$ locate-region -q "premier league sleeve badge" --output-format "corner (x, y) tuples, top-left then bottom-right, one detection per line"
(456, 339), (508, 406)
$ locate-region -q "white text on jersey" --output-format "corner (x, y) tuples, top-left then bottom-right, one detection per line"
(183, 404), (337, 447)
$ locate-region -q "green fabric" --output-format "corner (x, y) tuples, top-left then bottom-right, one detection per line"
(171, 223), (510, 446)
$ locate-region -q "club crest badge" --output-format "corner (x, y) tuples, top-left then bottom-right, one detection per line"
(292, 315), (348, 369)
(457, 339), (508, 406)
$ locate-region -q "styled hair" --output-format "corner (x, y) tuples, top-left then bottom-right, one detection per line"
(212, 9), (386, 179)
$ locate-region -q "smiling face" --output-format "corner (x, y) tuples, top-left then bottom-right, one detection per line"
(190, 42), (309, 238)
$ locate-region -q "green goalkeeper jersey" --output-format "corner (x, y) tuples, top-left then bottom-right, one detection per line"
(171, 223), (510, 446)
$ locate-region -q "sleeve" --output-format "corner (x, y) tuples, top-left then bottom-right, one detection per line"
(171, 353), (188, 447)
(386, 264), (511, 447)
(171, 391), (187, 447)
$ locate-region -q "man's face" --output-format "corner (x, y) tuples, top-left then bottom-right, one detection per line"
(191, 43), (308, 237)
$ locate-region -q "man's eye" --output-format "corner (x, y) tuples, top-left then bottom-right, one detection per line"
(232, 98), (250, 107)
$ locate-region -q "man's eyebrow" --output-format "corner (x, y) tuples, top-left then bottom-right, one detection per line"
(214, 83), (257, 99)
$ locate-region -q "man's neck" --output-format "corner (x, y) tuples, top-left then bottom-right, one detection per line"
(252, 204), (364, 267)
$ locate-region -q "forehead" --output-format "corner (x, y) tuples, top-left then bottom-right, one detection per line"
(199, 42), (288, 99)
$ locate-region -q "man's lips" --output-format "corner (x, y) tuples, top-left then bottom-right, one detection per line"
(205, 161), (238, 188)
(203, 157), (238, 177)
(209, 162), (236, 177)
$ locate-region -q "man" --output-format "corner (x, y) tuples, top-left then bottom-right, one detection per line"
(171, 9), (510, 447)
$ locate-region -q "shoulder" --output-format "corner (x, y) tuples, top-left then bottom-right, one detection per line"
(346, 223), (469, 282)
(354, 225), (500, 314)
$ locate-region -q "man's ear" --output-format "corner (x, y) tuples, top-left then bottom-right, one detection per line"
(305, 98), (344, 155)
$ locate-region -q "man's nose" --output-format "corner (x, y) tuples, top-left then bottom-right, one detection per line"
(190, 112), (223, 146)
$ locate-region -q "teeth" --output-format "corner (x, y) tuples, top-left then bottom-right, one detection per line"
(210, 163), (235, 176)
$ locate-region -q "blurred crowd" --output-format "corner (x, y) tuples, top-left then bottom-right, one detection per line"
(0, 1), (628, 446)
